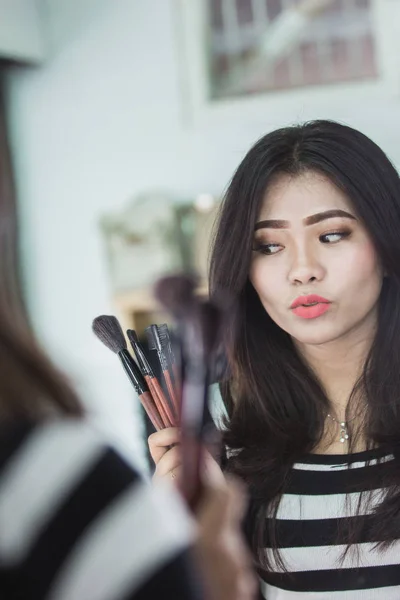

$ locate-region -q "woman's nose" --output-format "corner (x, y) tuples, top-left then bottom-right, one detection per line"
(288, 247), (325, 285)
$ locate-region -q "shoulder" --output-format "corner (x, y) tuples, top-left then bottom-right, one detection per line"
(0, 418), (197, 600)
(0, 417), (142, 515)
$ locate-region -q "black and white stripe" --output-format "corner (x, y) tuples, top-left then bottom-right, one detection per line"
(0, 419), (200, 600)
(259, 449), (400, 599)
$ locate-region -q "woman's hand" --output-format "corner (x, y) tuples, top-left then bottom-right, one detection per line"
(195, 475), (257, 600)
(148, 427), (182, 483)
(149, 428), (257, 599)
(148, 427), (225, 486)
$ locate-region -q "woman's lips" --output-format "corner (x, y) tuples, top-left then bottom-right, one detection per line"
(292, 303), (330, 319)
(290, 295), (331, 320)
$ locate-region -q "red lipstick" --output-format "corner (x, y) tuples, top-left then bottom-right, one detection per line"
(291, 294), (331, 319)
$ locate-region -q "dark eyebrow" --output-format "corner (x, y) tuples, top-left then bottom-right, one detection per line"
(254, 209), (356, 231)
(304, 209), (357, 226)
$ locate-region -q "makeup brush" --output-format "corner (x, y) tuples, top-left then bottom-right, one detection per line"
(182, 300), (223, 443)
(157, 323), (181, 408)
(126, 329), (175, 428)
(153, 273), (198, 319)
(157, 324), (178, 376)
(92, 315), (164, 431)
(155, 274), (223, 508)
(180, 299), (224, 508)
(153, 274), (198, 413)
(146, 324), (180, 421)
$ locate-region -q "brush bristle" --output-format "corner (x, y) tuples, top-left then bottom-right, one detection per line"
(92, 315), (127, 354)
(126, 329), (139, 346)
(157, 324), (170, 347)
(198, 301), (223, 357)
(151, 324), (163, 352)
(158, 323), (177, 364)
(154, 274), (198, 317)
(157, 323), (168, 337)
(145, 326), (156, 350)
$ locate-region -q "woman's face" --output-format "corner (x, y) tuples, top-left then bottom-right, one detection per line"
(249, 171), (384, 346)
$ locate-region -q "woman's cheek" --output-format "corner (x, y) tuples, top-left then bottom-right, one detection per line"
(250, 259), (284, 303)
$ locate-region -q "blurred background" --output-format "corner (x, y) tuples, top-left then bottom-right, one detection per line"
(2, 0), (400, 471)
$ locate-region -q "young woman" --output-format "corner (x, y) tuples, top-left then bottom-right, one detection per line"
(0, 96), (255, 600)
(150, 120), (400, 598)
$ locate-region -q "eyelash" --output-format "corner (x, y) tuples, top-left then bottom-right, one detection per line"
(253, 230), (351, 255)
(320, 230), (351, 244)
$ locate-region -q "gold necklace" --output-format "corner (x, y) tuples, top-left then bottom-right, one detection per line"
(327, 413), (350, 443)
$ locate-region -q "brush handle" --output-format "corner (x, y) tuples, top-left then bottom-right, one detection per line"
(145, 376), (174, 428)
(128, 334), (154, 377)
(116, 351), (163, 430)
(163, 369), (180, 421)
(139, 391), (164, 431)
(179, 433), (202, 509)
(126, 335), (176, 428)
(118, 350), (147, 394)
(172, 363), (180, 388)
(151, 376), (176, 427)
(179, 368), (210, 509)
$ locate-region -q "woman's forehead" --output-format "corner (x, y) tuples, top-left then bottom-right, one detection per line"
(259, 172), (352, 221)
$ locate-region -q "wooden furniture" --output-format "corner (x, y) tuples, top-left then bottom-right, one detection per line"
(113, 281), (208, 336)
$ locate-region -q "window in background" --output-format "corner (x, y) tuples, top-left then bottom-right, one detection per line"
(208, 0), (377, 99)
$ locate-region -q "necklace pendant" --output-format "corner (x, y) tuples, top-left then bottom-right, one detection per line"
(340, 427), (349, 443)
(327, 413), (350, 443)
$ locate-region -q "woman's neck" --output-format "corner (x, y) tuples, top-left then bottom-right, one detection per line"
(295, 319), (376, 419)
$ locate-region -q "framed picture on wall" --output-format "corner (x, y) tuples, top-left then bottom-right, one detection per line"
(176, 0), (400, 125)
(208, 0), (377, 99)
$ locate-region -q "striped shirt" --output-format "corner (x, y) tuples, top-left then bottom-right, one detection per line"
(258, 448), (400, 599)
(0, 419), (201, 600)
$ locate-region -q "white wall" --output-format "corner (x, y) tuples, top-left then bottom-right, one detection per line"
(5, 0), (400, 469)
(0, 0), (44, 62)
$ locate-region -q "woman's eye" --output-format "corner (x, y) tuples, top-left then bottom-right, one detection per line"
(253, 243), (282, 255)
(320, 231), (350, 244)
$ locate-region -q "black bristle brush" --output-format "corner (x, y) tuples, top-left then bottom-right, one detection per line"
(180, 299), (223, 508)
(157, 324), (177, 374)
(157, 323), (181, 409)
(153, 273), (198, 319)
(146, 324), (180, 421)
(154, 275), (223, 508)
(92, 315), (164, 431)
(126, 329), (175, 427)
(153, 274), (197, 413)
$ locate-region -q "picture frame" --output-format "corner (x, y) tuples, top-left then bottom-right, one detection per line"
(175, 0), (400, 128)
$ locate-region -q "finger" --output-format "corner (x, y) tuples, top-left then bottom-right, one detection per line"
(153, 465), (182, 484)
(201, 449), (226, 486)
(195, 479), (229, 533)
(169, 466), (182, 485)
(224, 476), (248, 526)
(148, 427), (181, 464)
(197, 475), (248, 534)
(154, 445), (182, 478)
(237, 569), (258, 600)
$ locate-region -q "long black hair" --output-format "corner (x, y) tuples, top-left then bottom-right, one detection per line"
(210, 120), (400, 569)
(0, 78), (82, 423)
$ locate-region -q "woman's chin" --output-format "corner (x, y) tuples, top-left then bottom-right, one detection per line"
(287, 323), (344, 347)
